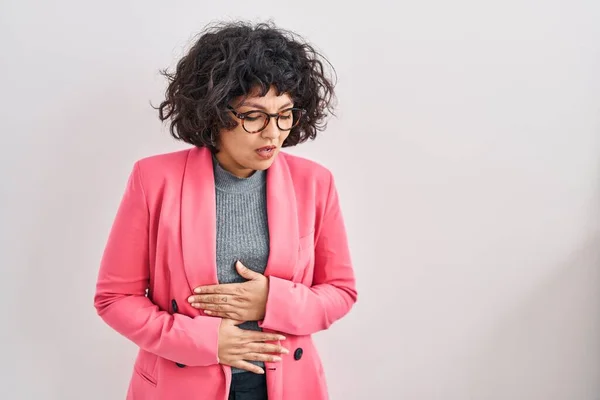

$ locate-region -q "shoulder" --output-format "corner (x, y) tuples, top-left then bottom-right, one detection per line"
(135, 148), (191, 171)
(279, 151), (337, 202)
(130, 148), (193, 190)
(280, 151), (333, 183)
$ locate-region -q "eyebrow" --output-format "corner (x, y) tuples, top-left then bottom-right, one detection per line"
(238, 101), (294, 111)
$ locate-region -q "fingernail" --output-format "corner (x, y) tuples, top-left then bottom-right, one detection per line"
(194, 288), (201, 294)
(281, 348), (289, 354)
(258, 369), (265, 374)
(273, 356), (282, 362)
(205, 310), (212, 315)
(278, 335), (286, 341)
(187, 296), (195, 302)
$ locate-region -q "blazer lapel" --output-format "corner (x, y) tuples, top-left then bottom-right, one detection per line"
(180, 147), (299, 292)
(180, 147), (218, 292)
(264, 153), (299, 281)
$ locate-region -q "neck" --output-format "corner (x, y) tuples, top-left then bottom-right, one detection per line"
(214, 151), (255, 178)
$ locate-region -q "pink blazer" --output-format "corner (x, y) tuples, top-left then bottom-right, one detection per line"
(94, 146), (357, 400)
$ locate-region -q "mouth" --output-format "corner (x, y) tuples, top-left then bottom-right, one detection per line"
(256, 145), (277, 159)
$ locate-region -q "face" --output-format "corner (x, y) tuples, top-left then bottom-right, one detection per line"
(216, 86), (294, 178)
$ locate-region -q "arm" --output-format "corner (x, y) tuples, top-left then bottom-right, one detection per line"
(259, 172), (358, 336)
(93, 162), (221, 367)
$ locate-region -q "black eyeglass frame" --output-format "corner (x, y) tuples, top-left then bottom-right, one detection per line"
(227, 105), (306, 134)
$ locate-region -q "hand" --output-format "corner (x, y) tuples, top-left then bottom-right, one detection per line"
(218, 318), (289, 374)
(188, 261), (269, 321)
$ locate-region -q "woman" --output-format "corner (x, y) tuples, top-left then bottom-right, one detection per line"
(94, 21), (357, 400)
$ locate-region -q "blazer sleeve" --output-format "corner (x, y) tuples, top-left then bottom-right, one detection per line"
(259, 172), (358, 336)
(93, 162), (221, 367)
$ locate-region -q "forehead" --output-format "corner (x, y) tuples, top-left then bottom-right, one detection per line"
(236, 86), (292, 108)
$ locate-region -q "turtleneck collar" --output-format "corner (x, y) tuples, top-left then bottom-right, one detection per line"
(212, 154), (266, 193)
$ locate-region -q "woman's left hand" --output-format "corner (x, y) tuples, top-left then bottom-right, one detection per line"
(188, 261), (269, 321)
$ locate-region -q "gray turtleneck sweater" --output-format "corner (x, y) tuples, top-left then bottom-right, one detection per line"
(212, 155), (269, 374)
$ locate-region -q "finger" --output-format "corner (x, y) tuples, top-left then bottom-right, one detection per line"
(191, 302), (234, 312)
(242, 353), (283, 362)
(230, 360), (265, 375)
(188, 294), (235, 304)
(222, 318), (247, 326)
(193, 283), (240, 295)
(192, 302), (243, 319)
(204, 310), (238, 319)
(244, 331), (286, 342)
(235, 260), (262, 280)
(246, 342), (289, 355)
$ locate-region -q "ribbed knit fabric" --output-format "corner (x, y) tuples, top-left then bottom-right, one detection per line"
(212, 155), (270, 374)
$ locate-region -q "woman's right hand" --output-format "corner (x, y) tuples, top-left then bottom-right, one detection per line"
(217, 318), (289, 374)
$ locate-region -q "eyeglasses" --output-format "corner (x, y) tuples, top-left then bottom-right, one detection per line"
(227, 106), (306, 134)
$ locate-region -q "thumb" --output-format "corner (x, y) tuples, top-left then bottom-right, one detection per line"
(222, 317), (247, 326)
(235, 260), (260, 280)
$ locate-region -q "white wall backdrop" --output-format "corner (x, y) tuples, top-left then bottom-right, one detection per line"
(1, 0), (599, 399)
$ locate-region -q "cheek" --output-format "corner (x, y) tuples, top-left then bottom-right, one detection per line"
(280, 131), (291, 144)
(220, 129), (253, 151)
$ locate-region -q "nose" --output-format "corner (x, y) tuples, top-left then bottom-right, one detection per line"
(261, 117), (282, 140)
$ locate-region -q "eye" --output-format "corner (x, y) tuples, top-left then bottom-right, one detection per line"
(279, 110), (293, 119)
(243, 111), (265, 121)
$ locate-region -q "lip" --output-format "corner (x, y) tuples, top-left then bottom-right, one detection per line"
(255, 145), (277, 160)
(256, 145), (276, 151)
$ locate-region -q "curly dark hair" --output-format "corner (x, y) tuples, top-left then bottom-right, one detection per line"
(155, 20), (337, 152)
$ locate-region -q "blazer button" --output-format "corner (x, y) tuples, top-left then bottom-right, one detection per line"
(294, 348), (303, 360)
(176, 362), (186, 368)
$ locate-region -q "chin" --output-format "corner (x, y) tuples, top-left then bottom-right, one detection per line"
(253, 158), (276, 170)
(247, 150), (280, 170)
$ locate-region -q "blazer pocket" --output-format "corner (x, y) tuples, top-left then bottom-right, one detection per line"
(134, 364), (157, 387)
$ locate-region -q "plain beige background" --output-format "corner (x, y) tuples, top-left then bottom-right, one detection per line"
(1, 0), (600, 399)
